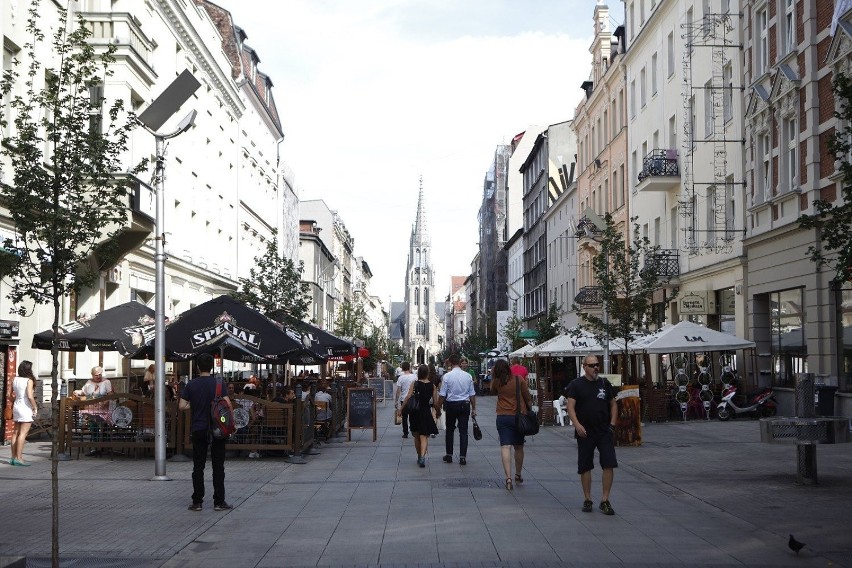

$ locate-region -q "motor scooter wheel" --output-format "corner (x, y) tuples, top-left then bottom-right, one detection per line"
(717, 406), (731, 421)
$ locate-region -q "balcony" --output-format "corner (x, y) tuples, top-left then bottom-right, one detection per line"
(636, 149), (680, 192)
(93, 175), (155, 268)
(574, 286), (602, 306)
(642, 249), (680, 282)
(81, 12), (157, 86)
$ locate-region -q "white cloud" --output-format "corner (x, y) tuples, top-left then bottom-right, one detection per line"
(213, 0), (598, 302)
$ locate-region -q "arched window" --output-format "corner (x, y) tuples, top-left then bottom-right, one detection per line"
(416, 319), (426, 335)
(414, 288), (419, 306)
(425, 288), (429, 306)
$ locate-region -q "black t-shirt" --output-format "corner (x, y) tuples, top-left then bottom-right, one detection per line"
(181, 375), (218, 433)
(566, 376), (616, 437)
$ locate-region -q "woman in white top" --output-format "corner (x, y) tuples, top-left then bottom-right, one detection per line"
(10, 360), (38, 466)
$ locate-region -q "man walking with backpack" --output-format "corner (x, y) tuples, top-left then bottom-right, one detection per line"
(179, 353), (233, 512)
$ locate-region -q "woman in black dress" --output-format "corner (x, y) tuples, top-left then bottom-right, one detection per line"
(401, 364), (440, 467)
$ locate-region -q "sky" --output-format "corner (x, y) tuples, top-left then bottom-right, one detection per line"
(212, 0), (620, 304)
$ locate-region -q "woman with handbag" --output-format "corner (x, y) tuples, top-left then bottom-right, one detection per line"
(490, 359), (532, 490)
(10, 360), (38, 466)
(401, 364), (440, 467)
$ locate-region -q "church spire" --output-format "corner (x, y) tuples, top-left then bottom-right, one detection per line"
(411, 176), (430, 246)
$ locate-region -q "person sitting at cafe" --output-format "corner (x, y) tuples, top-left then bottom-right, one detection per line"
(315, 381), (332, 421)
(73, 366), (115, 456)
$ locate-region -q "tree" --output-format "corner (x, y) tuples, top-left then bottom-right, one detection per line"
(333, 298), (366, 338)
(572, 214), (675, 379)
(232, 228), (310, 320)
(500, 308), (525, 352)
(0, 4), (140, 565)
(536, 302), (564, 344)
(799, 72), (852, 283)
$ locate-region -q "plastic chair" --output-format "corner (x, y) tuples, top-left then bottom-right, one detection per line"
(553, 396), (568, 426)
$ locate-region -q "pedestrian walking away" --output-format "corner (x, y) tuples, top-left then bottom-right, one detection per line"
(491, 359), (532, 490)
(437, 353), (476, 465)
(566, 355), (618, 515)
(401, 365), (440, 467)
(179, 353), (233, 512)
(394, 362), (416, 439)
(9, 360), (38, 466)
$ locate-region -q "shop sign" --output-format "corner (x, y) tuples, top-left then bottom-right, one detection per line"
(678, 291), (717, 315)
(720, 289), (736, 315)
(0, 319), (19, 339)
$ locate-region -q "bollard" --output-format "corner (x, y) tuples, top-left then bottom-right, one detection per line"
(795, 373), (818, 484)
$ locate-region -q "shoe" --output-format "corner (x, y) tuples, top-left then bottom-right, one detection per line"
(599, 500), (615, 515)
(188, 503), (202, 512)
(582, 500), (593, 513)
(214, 502), (233, 511)
(418, 456), (425, 468)
(86, 450), (101, 457)
(248, 451), (260, 459)
(442, 455), (452, 463)
(430, 434), (436, 438)
(515, 473), (524, 484)
(459, 456), (467, 465)
(402, 434), (408, 439)
(9, 458), (18, 465)
(505, 477), (514, 491)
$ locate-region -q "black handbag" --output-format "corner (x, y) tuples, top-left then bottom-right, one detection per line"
(406, 384), (421, 412)
(472, 416), (482, 440)
(515, 377), (539, 436)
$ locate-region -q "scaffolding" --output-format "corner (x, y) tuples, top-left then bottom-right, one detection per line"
(679, 7), (743, 255)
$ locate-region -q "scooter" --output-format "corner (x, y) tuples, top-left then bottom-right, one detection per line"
(717, 384), (776, 421)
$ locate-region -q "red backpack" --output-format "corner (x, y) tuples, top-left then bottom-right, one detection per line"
(210, 377), (235, 439)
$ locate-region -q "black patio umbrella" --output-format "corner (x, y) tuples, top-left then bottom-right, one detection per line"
(270, 310), (357, 358)
(32, 300), (155, 352)
(126, 295), (304, 362)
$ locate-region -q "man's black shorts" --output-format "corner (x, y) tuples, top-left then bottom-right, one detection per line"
(576, 429), (618, 474)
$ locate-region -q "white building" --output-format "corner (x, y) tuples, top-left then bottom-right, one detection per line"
(1, 0), (292, 389)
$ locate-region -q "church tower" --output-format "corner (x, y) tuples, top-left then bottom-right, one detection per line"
(404, 179), (441, 365)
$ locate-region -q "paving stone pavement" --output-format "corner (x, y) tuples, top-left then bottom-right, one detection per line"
(1, 394), (850, 568)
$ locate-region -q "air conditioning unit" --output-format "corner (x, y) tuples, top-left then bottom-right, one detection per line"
(107, 266), (122, 284)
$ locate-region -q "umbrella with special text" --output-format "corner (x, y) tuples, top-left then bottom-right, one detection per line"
(127, 295), (303, 362)
(32, 300), (155, 353)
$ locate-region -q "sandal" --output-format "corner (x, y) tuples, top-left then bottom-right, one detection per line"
(505, 477), (513, 491)
(514, 473), (524, 484)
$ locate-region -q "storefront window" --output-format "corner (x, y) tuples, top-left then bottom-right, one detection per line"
(770, 288), (806, 387)
(839, 286), (852, 392)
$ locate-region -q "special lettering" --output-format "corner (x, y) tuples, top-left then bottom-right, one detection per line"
(191, 321), (261, 349)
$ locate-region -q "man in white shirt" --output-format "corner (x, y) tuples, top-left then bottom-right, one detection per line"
(437, 353), (477, 465)
(393, 362), (416, 439)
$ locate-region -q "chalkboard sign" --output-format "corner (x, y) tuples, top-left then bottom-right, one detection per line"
(347, 387), (376, 441)
(367, 378), (384, 401)
(383, 380), (395, 400)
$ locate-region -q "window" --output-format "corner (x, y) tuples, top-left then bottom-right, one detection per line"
(654, 217), (661, 246)
(640, 67), (647, 108)
(704, 80), (714, 138)
(667, 32), (675, 77)
(630, 79), (636, 118)
(723, 62), (733, 122)
(640, 0), (646, 25)
(689, 95), (696, 149)
(629, 2), (635, 38)
(757, 6), (768, 75)
(651, 52), (658, 95)
(631, 150), (638, 188)
(759, 132), (771, 202)
(722, 0), (730, 13)
(839, 286), (852, 392)
(670, 205), (679, 248)
(669, 115), (677, 150)
(706, 186), (717, 245)
(603, 110), (609, 144)
(725, 174), (735, 233)
(784, 0), (796, 54)
(785, 116), (798, 191)
(415, 288), (419, 306)
(769, 288), (806, 387)
(3, 46), (18, 138)
(610, 99), (617, 138)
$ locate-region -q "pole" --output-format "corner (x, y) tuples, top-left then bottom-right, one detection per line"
(603, 255), (610, 374)
(153, 134), (169, 480)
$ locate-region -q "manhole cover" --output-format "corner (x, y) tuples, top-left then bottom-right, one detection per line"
(438, 478), (503, 489)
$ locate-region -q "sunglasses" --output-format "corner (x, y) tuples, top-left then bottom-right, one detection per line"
(585, 363), (600, 368)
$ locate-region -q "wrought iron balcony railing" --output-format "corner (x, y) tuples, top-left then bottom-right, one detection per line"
(642, 249), (680, 281)
(574, 286), (603, 306)
(638, 149), (679, 183)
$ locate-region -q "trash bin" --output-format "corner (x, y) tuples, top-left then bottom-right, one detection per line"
(814, 384), (838, 416)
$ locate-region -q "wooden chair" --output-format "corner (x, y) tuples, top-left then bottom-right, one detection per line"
(314, 401), (331, 443)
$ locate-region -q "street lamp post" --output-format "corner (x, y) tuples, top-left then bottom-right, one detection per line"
(137, 70), (200, 481)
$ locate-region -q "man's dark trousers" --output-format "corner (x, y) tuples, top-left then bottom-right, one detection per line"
(444, 401), (471, 457)
(191, 430), (226, 505)
(401, 405), (413, 436)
